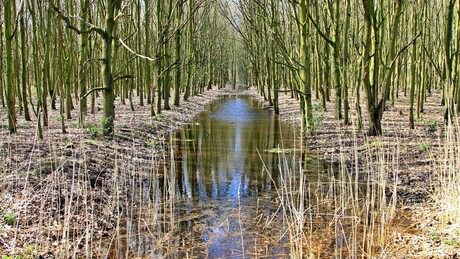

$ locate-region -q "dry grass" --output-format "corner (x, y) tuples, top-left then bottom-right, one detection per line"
(258, 129), (399, 258)
(0, 87), (459, 258)
(0, 88), (261, 257)
(435, 120), (460, 225)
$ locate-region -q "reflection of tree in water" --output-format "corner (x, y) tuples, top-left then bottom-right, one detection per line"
(174, 97), (291, 200)
(122, 96), (327, 258)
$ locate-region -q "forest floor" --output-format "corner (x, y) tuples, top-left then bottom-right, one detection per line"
(0, 86), (459, 258)
(266, 88), (460, 258)
(0, 87), (262, 257)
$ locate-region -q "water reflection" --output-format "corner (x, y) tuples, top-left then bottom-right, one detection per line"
(108, 96), (328, 258)
(175, 97), (294, 201)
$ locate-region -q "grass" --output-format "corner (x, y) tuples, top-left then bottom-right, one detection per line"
(1, 245), (37, 259)
(0, 118), (391, 258)
(4, 213), (15, 226)
(367, 139), (384, 149)
(420, 142), (430, 151)
(1, 96), (459, 258)
(432, 119), (460, 244)
(156, 114), (169, 123)
(257, 131), (399, 258)
(265, 146), (293, 153)
(0, 122), (407, 257)
(83, 122), (101, 137)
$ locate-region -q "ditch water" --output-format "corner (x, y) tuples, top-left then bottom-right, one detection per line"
(107, 96), (331, 258)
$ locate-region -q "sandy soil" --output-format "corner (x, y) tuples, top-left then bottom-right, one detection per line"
(0, 86), (458, 257)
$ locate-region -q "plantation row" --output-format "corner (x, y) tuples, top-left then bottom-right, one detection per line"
(1, 0), (240, 137)
(1, 0), (459, 136)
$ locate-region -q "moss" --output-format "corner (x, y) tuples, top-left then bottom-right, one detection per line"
(101, 116), (114, 137)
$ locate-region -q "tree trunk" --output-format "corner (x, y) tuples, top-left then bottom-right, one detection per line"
(4, 0), (17, 134)
(184, 0), (194, 101)
(173, 1), (183, 106)
(145, 0), (152, 107)
(409, 13), (417, 129)
(444, 0), (456, 123)
(362, 0), (382, 136)
(41, 8), (51, 127)
(332, 0), (342, 120)
(342, 0), (351, 125)
(101, 0), (121, 136)
(20, 2), (31, 121)
(298, 0), (313, 134)
(78, 0), (90, 127)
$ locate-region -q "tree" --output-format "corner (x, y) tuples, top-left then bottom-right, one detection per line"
(361, 0), (412, 135)
(173, 0), (184, 106)
(296, 0), (314, 134)
(78, 0), (90, 127)
(4, 0), (17, 134)
(20, 0), (31, 122)
(49, 0), (124, 136)
(444, 0), (457, 123)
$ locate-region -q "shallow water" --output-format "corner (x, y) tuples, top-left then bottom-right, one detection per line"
(107, 96), (329, 258)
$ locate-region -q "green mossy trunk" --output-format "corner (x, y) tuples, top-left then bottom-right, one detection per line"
(173, 1), (182, 106)
(409, 14), (417, 129)
(101, 0), (121, 136)
(20, 3), (31, 122)
(4, 0), (17, 134)
(298, 0), (313, 134)
(78, 0), (90, 127)
(362, 0), (382, 136)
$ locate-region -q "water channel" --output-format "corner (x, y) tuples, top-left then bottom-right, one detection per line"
(107, 96), (331, 258)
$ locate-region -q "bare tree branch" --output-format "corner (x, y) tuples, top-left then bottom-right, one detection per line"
(81, 87), (106, 100)
(46, 0), (106, 37)
(307, 11), (335, 47)
(116, 37), (158, 62)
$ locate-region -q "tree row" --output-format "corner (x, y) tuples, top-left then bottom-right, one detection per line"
(1, 0), (238, 137)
